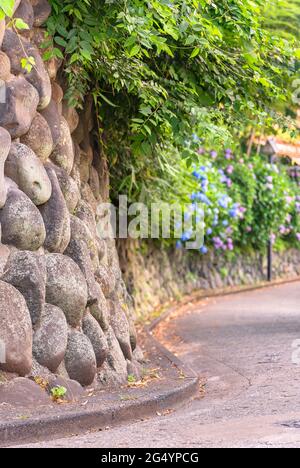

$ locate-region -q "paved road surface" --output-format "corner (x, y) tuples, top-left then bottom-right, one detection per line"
(16, 281), (300, 448)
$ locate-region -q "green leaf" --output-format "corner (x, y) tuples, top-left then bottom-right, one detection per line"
(128, 44), (141, 57)
(0, 0), (14, 17)
(97, 92), (119, 108)
(14, 18), (29, 30)
(54, 36), (68, 47)
(190, 47), (200, 58)
(20, 56), (36, 73)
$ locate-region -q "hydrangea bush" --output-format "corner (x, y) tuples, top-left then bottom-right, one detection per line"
(176, 146), (300, 255)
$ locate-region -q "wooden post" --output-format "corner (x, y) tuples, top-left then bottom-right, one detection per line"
(267, 239), (273, 282)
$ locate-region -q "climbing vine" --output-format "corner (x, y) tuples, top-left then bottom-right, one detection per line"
(46, 1), (298, 177)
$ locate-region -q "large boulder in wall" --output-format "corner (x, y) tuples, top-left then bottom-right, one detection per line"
(5, 143), (52, 205)
(68, 215), (99, 271)
(0, 188), (46, 251)
(51, 164), (80, 214)
(45, 253), (88, 327)
(0, 76), (39, 138)
(33, 304), (68, 372)
(64, 331), (97, 387)
(20, 112), (53, 162)
(95, 264), (116, 298)
(51, 82), (63, 109)
(62, 100), (79, 134)
(0, 280), (32, 376)
(0, 52), (11, 81)
(31, 0), (52, 27)
(50, 117), (74, 174)
(1, 250), (46, 326)
(98, 327), (128, 386)
(14, 0), (35, 31)
(90, 286), (110, 332)
(2, 29), (51, 110)
(82, 313), (108, 368)
(40, 99), (61, 147)
(0, 377), (51, 407)
(39, 164), (71, 253)
(65, 218), (101, 306)
(0, 128), (11, 209)
(109, 300), (133, 361)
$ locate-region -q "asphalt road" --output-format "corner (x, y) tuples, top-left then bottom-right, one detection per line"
(16, 281), (300, 448)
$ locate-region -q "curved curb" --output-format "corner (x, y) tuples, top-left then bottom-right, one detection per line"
(0, 332), (199, 447)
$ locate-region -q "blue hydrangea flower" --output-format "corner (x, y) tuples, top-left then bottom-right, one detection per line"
(200, 246), (208, 254)
(181, 231), (192, 242)
(229, 209), (238, 218)
(197, 193), (211, 205)
(218, 199), (228, 208)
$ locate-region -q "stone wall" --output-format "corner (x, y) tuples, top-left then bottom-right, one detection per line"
(120, 242), (300, 318)
(0, 0), (140, 388)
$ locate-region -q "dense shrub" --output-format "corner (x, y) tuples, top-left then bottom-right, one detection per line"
(177, 147), (300, 254)
(46, 0), (298, 201)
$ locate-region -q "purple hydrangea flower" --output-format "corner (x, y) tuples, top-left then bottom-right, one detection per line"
(225, 149), (232, 160)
